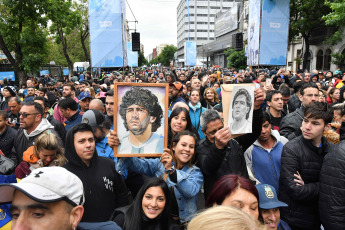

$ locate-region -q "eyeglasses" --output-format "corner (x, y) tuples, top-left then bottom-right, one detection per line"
(19, 113), (39, 118)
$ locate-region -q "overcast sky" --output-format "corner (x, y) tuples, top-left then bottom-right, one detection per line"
(125, 0), (179, 57)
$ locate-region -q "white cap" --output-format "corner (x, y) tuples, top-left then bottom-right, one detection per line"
(0, 167), (84, 206)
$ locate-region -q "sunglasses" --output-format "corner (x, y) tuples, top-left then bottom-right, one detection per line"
(19, 113), (39, 118)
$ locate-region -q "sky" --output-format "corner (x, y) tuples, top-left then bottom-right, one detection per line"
(125, 0), (179, 57)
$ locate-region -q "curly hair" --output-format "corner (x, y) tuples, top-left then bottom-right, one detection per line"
(119, 87), (163, 132)
(232, 88), (252, 119)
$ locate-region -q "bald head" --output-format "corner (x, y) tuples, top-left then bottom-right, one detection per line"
(89, 99), (105, 114)
(172, 102), (189, 112)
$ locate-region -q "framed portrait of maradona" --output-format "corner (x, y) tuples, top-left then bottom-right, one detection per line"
(113, 83), (169, 157)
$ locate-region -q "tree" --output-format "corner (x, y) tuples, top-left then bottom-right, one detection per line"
(225, 48), (247, 69)
(149, 57), (159, 65)
(0, 0), (49, 85)
(138, 51), (148, 66)
(322, 0), (345, 45)
(157, 45), (177, 66)
(289, 0), (332, 70)
(331, 52), (345, 67)
(47, 0), (82, 76)
(74, 0), (90, 63)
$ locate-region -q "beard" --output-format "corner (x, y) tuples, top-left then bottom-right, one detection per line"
(128, 115), (151, 135)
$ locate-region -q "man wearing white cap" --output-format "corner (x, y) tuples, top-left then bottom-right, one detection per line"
(0, 167), (84, 230)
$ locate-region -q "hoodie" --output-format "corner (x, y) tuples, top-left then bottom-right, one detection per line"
(244, 130), (288, 191)
(63, 125), (129, 222)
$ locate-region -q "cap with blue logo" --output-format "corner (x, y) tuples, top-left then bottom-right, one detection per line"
(256, 184), (287, 209)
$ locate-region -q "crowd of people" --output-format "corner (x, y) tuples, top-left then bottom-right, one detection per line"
(0, 65), (345, 230)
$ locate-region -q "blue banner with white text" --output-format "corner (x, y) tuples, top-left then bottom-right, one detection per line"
(185, 41), (196, 66)
(259, 0), (290, 65)
(89, 0), (126, 67)
(127, 42), (138, 67)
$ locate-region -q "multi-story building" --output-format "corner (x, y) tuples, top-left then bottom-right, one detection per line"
(176, 0), (241, 67)
(156, 44), (169, 56)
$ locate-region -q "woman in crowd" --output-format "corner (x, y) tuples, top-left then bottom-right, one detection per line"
(15, 131), (67, 179)
(168, 107), (194, 147)
(203, 87), (220, 109)
(326, 87), (340, 105)
(319, 89), (327, 103)
(116, 131), (203, 225)
(206, 174), (259, 220)
(188, 89), (206, 140)
(187, 206), (265, 230)
(112, 178), (178, 230)
(85, 86), (95, 99)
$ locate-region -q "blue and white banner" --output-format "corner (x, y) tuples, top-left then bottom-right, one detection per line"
(259, 0), (290, 65)
(127, 42), (138, 67)
(247, 0), (261, 66)
(63, 69), (69, 76)
(40, 70), (49, 76)
(185, 41), (196, 66)
(89, 0), (126, 67)
(0, 71), (15, 81)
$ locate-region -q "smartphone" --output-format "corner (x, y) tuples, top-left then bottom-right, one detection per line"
(266, 78), (272, 86)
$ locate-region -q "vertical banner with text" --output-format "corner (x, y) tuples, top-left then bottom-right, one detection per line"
(247, 0), (261, 66)
(127, 42), (138, 67)
(259, 0), (290, 65)
(185, 41), (196, 66)
(89, 0), (126, 67)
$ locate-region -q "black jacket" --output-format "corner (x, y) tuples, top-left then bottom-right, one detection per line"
(46, 114), (66, 144)
(278, 136), (332, 230)
(196, 109), (263, 201)
(0, 126), (17, 159)
(319, 124), (345, 230)
(63, 125), (129, 222)
(279, 107), (304, 140)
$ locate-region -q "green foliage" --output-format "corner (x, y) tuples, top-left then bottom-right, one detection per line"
(331, 52), (345, 66)
(157, 45), (177, 66)
(225, 48), (247, 69)
(149, 57), (159, 65)
(138, 51), (148, 66)
(323, 1), (345, 45)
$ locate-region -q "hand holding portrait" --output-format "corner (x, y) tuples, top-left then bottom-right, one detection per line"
(215, 127), (231, 149)
(253, 87), (264, 109)
(160, 149), (173, 170)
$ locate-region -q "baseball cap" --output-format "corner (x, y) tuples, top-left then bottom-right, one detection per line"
(256, 184), (287, 209)
(74, 81), (80, 85)
(82, 109), (105, 128)
(0, 167), (84, 206)
(223, 76), (232, 83)
(335, 70), (342, 75)
(169, 82), (183, 91)
(78, 92), (91, 101)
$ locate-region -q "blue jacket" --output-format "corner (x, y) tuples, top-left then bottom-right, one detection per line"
(244, 130), (288, 191)
(117, 157), (203, 223)
(188, 102), (206, 140)
(64, 111), (83, 131)
(169, 96), (186, 111)
(96, 137), (127, 179)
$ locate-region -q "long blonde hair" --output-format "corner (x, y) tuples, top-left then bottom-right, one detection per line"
(34, 130), (67, 166)
(204, 87), (220, 103)
(187, 206), (266, 230)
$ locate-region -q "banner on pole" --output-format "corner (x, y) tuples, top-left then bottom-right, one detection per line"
(127, 42), (138, 67)
(0, 72), (15, 81)
(89, 0), (126, 67)
(247, 0), (261, 66)
(185, 41), (196, 66)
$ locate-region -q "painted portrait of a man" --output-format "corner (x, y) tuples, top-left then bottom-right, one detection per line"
(117, 86), (164, 154)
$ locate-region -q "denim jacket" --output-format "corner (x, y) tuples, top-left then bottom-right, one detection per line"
(117, 157), (203, 223)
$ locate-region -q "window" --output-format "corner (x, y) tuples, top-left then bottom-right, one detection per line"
(324, 49), (331, 70)
(316, 50), (323, 70)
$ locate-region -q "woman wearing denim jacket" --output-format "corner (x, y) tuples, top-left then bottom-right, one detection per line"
(115, 130), (204, 224)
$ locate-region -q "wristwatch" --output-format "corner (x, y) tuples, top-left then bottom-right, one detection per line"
(165, 162), (176, 174)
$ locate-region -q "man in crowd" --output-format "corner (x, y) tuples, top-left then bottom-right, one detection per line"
(280, 83), (319, 140)
(245, 112), (288, 191)
(280, 86), (296, 114)
(79, 81), (88, 92)
(289, 81), (304, 111)
(64, 123), (129, 222)
(14, 101), (61, 163)
(78, 91), (91, 115)
(105, 89), (115, 127)
(0, 86), (16, 111)
(7, 96), (22, 130)
(256, 184), (290, 230)
(168, 82), (186, 111)
(53, 84), (77, 123)
(58, 97), (83, 131)
(89, 98), (105, 114)
(0, 167), (84, 230)
(197, 88), (264, 201)
(118, 87), (164, 154)
(266, 90), (285, 131)
(34, 96), (66, 143)
(0, 110), (17, 162)
(279, 102), (333, 229)
(24, 86), (35, 102)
